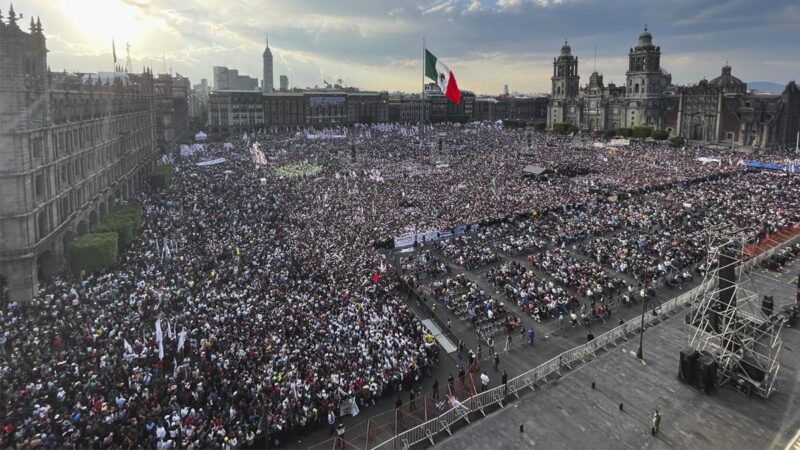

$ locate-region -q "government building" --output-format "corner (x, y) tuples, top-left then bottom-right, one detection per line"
(547, 27), (800, 147)
(0, 7), (174, 301)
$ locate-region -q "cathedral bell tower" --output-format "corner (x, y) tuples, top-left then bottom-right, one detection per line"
(552, 40), (579, 99)
(548, 40), (580, 128)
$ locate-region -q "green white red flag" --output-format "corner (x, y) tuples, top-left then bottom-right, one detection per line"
(425, 49), (461, 105)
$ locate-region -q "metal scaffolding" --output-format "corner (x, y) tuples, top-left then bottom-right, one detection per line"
(687, 224), (783, 398)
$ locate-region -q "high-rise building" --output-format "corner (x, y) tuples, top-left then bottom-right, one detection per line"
(262, 36), (274, 93)
(213, 66), (258, 91)
(279, 75), (289, 92)
(0, 8), (160, 301)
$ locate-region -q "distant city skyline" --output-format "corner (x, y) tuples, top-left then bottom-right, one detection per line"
(20, 0), (800, 94)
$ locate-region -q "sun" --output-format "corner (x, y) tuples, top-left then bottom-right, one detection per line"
(59, 0), (148, 45)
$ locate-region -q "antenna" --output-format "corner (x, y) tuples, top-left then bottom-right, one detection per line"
(162, 52), (166, 74)
(594, 44), (597, 72)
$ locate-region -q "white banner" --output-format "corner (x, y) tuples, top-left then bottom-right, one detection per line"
(393, 234), (416, 248)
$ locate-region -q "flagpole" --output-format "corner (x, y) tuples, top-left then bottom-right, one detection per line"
(421, 36), (425, 146)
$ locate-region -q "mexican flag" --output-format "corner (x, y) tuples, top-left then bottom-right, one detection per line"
(425, 49), (461, 105)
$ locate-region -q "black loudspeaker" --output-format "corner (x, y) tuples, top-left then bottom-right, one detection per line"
(679, 348), (699, 384)
(695, 353), (718, 393)
(761, 296), (774, 319)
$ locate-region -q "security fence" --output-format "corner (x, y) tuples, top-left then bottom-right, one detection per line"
(370, 280), (710, 450)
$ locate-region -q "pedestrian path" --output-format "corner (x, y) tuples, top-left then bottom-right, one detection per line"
(422, 319), (458, 354)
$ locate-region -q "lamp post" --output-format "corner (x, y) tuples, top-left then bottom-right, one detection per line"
(636, 294), (649, 359)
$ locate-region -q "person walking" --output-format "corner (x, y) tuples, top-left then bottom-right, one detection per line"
(409, 390), (416, 412)
(651, 409), (661, 436)
(505, 333), (512, 352)
(487, 336), (495, 356)
(587, 330), (595, 342)
(336, 422), (346, 449)
(432, 378), (440, 400)
(528, 327), (536, 346)
(327, 410), (337, 436)
(501, 371), (508, 396)
(458, 366), (466, 390)
(480, 371), (490, 392)
(457, 339), (465, 359)
(395, 396), (403, 421)
(493, 353), (500, 372)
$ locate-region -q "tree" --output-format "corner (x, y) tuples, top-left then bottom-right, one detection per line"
(669, 136), (687, 147)
(652, 129), (670, 140)
(67, 232), (118, 274)
(93, 205), (144, 249)
(615, 128), (633, 137)
(632, 126), (653, 139)
(603, 129), (617, 139)
(149, 164), (174, 189)
(553, 122), (573, 134)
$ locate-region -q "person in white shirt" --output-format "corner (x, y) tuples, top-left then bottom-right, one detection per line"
(480, 371), (490, 392)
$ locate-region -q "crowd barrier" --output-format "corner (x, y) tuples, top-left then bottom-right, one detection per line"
(374, 280), (712, 450)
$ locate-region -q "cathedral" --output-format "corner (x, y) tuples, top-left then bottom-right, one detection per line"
(547, 27), (800, 148)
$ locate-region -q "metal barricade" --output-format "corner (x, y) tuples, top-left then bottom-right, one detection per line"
(559, 344), (586, 369)
(583, 337), (603, 358)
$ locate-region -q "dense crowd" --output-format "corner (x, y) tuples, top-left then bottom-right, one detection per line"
(2, 122), (798, 449)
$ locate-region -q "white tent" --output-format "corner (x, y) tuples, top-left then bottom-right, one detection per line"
(195, 131), (208, 141)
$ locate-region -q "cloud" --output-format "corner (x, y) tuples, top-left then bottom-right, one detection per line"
(17, 0), (800, 94)
(421, 0), (457, 15)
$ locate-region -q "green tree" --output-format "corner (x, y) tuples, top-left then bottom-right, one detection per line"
(93, 205), (144, 249)
(67, 232), (118, 274)
(652, 129), (670, 140)
(615, 127), (633, 137)
(669, 136), (687, 147)
(553, 122), (573, 134)
(149, 164), (174, 189)
(632, 126), (653, 139)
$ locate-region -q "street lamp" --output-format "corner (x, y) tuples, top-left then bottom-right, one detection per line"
(636, 294), (649, 359)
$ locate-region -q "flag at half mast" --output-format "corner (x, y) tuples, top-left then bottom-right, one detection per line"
(425, 49), (461, 105)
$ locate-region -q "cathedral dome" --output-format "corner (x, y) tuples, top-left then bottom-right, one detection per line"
(560, 40), (572, 56)
(709, 64), (745, 93)
(637, 26), (654, 48)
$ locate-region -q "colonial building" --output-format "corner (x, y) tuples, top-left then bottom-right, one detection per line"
(548, 27), (800, 147)
(153, 73), (190, 149)
(0, 8), (160, 301)
(207, 90), (389, 132)
(474, 95), (548, 122)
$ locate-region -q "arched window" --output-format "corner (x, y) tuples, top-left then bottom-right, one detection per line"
(557, 86), (562, 95)
(634, 83), (640, 94)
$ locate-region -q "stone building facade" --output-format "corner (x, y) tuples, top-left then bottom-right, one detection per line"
(207, 90), (389, 132)
(548, 27), (800, 147)
(0, 8), (159, 301)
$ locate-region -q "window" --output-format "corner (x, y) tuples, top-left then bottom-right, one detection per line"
(31, 137), (43, 159)
(35, 174), (45, 199)
(634, 83), (640, 94)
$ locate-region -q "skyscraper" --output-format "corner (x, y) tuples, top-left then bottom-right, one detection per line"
(262, 36), (274, 92)
(280, 75), (289, 91)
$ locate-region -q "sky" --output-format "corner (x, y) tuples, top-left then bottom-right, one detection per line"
(14, 0), (800, 94)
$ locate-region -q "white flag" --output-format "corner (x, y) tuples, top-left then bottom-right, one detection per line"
(177, 330), (186, 352)
(155, 320), (164, 360)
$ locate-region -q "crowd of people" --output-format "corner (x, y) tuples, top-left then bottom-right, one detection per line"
(429, 274), (508, 339)
(1, 121), (798, 449)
